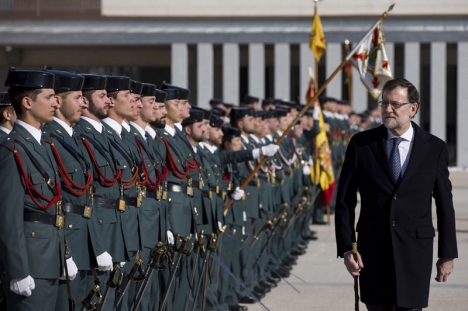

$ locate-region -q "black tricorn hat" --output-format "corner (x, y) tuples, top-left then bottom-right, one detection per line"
(164, 89), (179, 101)
(0, 92), (10, 106)
(262, 98), (275, 108)
(222, 126), (241, 138)
(46, 70), (84, 92)
(161, 82), (190, 100)
(141, 83), (156, 97)
(81, 74), (107, 91)
(212, 106), (227, 117)
(243, 95), (260, 105)
(4, 67), (55, 89)
(230, 107), (253, 119)
(194, 107), (212, 120)
(209, 98), (222, 107)
(181, 109), (204, 126)
(105, 75), (131, 93)
(209, 114), (224, 128)
(155, 89), (167, 103)
(252, 110), (265, 119)
(265, 110), (277, 119)
(130, 80), (143, 95)
(275, 108), (289, 118)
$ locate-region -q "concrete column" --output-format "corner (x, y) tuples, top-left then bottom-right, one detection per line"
(352, 42), (368, 112)
(248, 43), (265, 100)
(404, 42), (421, 125)
(171, 43), (188, 88)
(457, 42), (468, 167)
(430, 42), (446, 140)
(223, 44), (240, 105)
(300, 43), (315, 104)
(274, 43), (290, 100)
(325, 42), (342, 99)
(197, 43), (214, 109)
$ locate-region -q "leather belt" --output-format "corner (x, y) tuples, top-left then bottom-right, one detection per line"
(247, 179), (261, 187)
(167, 183), (188, 194)
(62, 202), (93, 219)
(201, 190), (212, 198)
(257, 175), (269, 183)
(145, 190), (157, 199)
(123, 196), (137, 207)
(94, 198), (121, 210)
(192, 180), (202, 189)
(24, 211), (57, 226)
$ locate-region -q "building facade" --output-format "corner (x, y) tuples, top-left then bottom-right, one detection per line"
(0, 0), (467, 166)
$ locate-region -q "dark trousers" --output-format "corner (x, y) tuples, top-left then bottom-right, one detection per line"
(366, 304), (422, 311)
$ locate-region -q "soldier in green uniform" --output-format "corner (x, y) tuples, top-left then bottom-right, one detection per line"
(40, 70), (109, 311)
(0, 93), (16, 143)
(76, 74), (128, 311)
(0, 68), (78, 311)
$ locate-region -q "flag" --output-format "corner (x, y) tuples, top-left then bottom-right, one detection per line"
(305, 77), (335, 205)
(309, 3), (326, 62)
(350, 22), (392, 99)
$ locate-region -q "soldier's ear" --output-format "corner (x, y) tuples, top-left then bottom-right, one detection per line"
(22, 97), (33, 112)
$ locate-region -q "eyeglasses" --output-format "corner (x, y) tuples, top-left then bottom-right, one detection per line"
(379, 100), (412, 110)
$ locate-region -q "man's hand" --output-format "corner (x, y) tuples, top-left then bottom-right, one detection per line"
(10, 276), (35, 297)
(435, 258), (454, 282)
(344, 251), (364, 277)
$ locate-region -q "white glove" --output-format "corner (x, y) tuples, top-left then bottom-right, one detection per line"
(167, 230), (174, 245)
(243, 211), (247, 222)
(303, 165), (311, 175)
(261, 144), (280, 157)
(120, 262), (126, 268)
(60, 257), (78, 281)
(10, 275), (35, 297)
(308, 158), (314, 166)
(259, 203), (263, 210)
(218, 221), (223, 231)
(231, 187), (245, 201)
(242, 226), (246, 236)
(96, 252), (113, 271)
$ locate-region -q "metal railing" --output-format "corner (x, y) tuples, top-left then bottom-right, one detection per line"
(0, 0), (100, 17)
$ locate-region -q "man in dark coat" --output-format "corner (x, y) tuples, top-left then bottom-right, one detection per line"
(335, 78), (458, 311)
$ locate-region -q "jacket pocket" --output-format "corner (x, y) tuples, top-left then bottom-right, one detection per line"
(417, 226), (435, 238)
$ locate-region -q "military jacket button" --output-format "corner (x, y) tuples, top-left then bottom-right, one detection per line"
(31, 232), (35, 237)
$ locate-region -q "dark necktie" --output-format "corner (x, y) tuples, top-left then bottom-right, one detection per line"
(390, 137), (404, 182)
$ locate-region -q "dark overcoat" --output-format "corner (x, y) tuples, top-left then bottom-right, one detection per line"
(335, 122), (458, 308)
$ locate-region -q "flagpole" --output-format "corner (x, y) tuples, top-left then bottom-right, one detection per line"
(223, 3), (396, 214)
(344, 39), (353, 107)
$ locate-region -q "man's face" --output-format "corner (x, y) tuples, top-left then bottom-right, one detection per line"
(189, 121), (206, 143)
(290, 108), (298, 120)
(153, 101), (167, 128)
(278, 114), (290, 131)
(381, 86), (418, 135)
(140, 96), (157, 123)
(228, 137), (242, 151)
(58, 91), (85, 125)
(179, 99), (192, 119)
(268, 117), (279, 133)
(29, 88), (58, 124)
(241, 116), (255, 134)
(88, 90), (111, 120)
(165, 99), (182, 123)
(203, 119), (210, 140)
(253, 117), (264, 137)
(129, 93), (142, 122)
(111, 90), (133, 119)
(209, 127), (223, 146)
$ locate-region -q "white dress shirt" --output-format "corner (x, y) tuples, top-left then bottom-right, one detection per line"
(164, 124), (176, 137)
(53, 117), (73, 137)
(16, 120), (42, 144)
(0, 126), (11, 135)
(145, 125), (156, 140)
(130, 122), (147, 141)
(386, 124), (414, 177)
(102, 118), (122, 138)
(121, 121), (130, 133)
(81, 116), (103, 133)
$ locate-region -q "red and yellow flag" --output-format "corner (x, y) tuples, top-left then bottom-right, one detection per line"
(306, 77), (335, 205)
(309, 3), (326, 62)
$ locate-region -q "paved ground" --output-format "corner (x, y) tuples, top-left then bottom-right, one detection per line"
(249, 170), (468, 311)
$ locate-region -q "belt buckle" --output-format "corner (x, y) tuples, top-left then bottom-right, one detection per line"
(256, 178), (261, 188)
(83, 206), (93, 219)
(137, 193), (143, 208)
(118, 199), (126, 212)
(55, 215), (64, 230)
(187, 186), (194, 197)
(221, 191), (226, 200)
(209, 191), (213, 200)
(215, 186), (220, 194)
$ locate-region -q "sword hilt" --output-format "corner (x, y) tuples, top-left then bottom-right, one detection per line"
(106, 264), (124, 288)
(127, 258), (147, 283)
(181, 236), (194, 256)
(81, 284), (102, 310)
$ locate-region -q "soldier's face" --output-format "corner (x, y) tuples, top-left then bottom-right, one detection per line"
(268, 118), (279, 133)
(253, 117), (264, 137)
(59, 91), (85, 126)
(190, 121), (206, 143)
(242, 116), (255, 134)
(229, 137), (242, 151)
(111, 90), (133, 119)
(165, 99), (182, 123)
(153, 102), (167, 128)
(130, 93), (142, 121)
(381, 86), (418, 135)
(278, 115), (289, 131)
(88, 90), (110, 120)
(140, 96), (157, 123)
(28, 88), (58, 125)
(209, 127), (223, 146)
(179, 99), (191, 119)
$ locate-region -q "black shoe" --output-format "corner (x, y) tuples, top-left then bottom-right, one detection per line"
(292, 249), (306, 256)
(252, 291), (265, 299)
(267, 276), (280, 283)
(238, 296), (256, 304)
(283, 257), (297, 266)
(254, 285), (270, 294)
(303, 235), (318, 241)
(297, 243), (307, 249)
(280, 264), (292, 271)
(275, 269), (290, 278)
(287, 254), (298, 261)
(312, 221), (328, 225)
(259, 281), (276, 288)
(229, 304), (248, 311)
